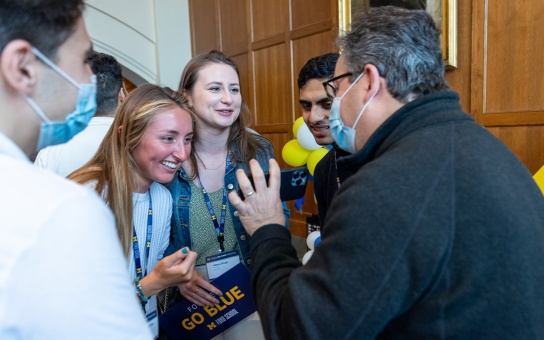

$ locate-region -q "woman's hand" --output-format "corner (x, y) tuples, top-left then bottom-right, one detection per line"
(178, 270), (223, 307)
(139, 247), (197, 297)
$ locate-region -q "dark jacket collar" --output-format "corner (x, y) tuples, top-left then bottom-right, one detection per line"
(337, 91), (470, 172)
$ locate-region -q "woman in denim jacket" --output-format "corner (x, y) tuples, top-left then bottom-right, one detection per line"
(166, 135), (287, 268)
(161, 51), (289, 331)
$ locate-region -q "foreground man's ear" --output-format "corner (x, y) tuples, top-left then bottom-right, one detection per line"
(0, 40), (40, 96)
(362, 64), (382, 103)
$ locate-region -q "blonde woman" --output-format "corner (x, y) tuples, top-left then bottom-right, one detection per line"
(69, 84), (197, 337)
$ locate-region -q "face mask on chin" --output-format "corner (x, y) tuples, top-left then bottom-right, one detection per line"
(22, 47), (97, 151)
(329, 72), (379, 154)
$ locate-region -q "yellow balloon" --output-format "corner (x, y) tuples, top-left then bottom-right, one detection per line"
(306, 147), (329, 176)
(292, 117), (306, 137)
(533, 164), (544, 195)
(282, 139), (311, 166)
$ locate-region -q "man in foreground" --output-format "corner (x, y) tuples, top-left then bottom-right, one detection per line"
(0, 1), (157, 337)
(34, 51), (126, 176)
(228, 6), (544, 339)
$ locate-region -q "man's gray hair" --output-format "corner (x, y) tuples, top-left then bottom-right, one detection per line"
(338, 6), (450, 103)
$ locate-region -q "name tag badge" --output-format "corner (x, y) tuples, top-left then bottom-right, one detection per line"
(146, 309), (159, 339)
(205, 250), (240, 281)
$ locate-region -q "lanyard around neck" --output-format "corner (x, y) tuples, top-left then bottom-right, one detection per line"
(132, 190), (152, 279)
(334, 149), (341, 188)
(199, 154), (231, 252)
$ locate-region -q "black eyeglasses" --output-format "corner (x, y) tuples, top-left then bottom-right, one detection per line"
(322, 72), (353, 99)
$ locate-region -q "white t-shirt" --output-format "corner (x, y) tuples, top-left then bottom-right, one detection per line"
(0, 132), (152, 339)
(34, 117), (113, 177)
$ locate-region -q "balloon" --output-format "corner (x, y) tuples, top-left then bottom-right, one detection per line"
(302, 250), (314, 265)
(306, 231), (321, 250)
(282, 139), (311, 167)
(292, 117), (305, 136)
(296, 123), (321, 151)
(306, 147), (329, 176)
(534, 164), (544, 195)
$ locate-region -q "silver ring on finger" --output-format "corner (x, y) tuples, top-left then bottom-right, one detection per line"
(246, 191), (254, 197)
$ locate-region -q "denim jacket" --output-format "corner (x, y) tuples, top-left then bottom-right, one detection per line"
(165, 138), (290, 268)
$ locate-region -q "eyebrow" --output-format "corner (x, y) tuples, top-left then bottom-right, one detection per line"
(159, 129), (194, 137)
(160, 129), (180, 135)
(205, 81), (240, 87)
(299, 96), (331, 105)
(316, 97), (331, 105)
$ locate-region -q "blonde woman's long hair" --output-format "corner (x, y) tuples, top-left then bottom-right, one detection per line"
(68, 84), (195, 257)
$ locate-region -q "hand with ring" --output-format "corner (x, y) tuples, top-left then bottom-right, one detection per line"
(228, 159), (286, 236)
(178, 270), (222, 307)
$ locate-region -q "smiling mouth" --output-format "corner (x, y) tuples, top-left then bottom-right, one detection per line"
(311, 126), (330, 133)
(161, 161), (177, 169)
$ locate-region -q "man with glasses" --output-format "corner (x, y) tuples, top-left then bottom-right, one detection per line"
(298, 53), (352, 225)
(228, 6), (544, 339)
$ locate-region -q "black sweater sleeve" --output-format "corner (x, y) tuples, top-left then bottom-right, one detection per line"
(249, 224), (307, 340)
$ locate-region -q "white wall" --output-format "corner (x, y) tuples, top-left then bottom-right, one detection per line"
(84, 0), (192, 89)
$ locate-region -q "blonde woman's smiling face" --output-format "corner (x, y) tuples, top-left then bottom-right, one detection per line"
(131, 107), (193, 192)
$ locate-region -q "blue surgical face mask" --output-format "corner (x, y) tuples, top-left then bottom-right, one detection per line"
(22, 47), (97, 151)
(329, 72), (378, 154)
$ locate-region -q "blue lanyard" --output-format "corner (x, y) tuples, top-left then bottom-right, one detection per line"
(132, 190), (153, 279)
(200, 154), (231, 252)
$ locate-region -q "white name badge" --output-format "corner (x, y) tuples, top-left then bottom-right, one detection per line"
(146, 309), (158, 339)
(205, 250), (240, 281)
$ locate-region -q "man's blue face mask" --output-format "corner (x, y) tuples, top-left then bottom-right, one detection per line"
(22, 47), (97, 151)
(329, 72), (378, 154)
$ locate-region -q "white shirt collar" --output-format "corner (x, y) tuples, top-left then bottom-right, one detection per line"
(0, 132), (29, 161)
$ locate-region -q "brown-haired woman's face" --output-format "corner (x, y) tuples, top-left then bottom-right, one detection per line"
(186, 63), (241, 130)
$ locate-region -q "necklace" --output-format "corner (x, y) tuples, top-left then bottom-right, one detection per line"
(195, 152), (226, 170)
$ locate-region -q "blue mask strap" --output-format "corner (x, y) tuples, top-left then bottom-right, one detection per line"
(31, 47), (80, 89)
(21, 94), (51, 123)
(339, 72), (365, 101)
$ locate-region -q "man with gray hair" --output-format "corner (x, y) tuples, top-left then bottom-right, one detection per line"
(227, 6), (544, 339)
